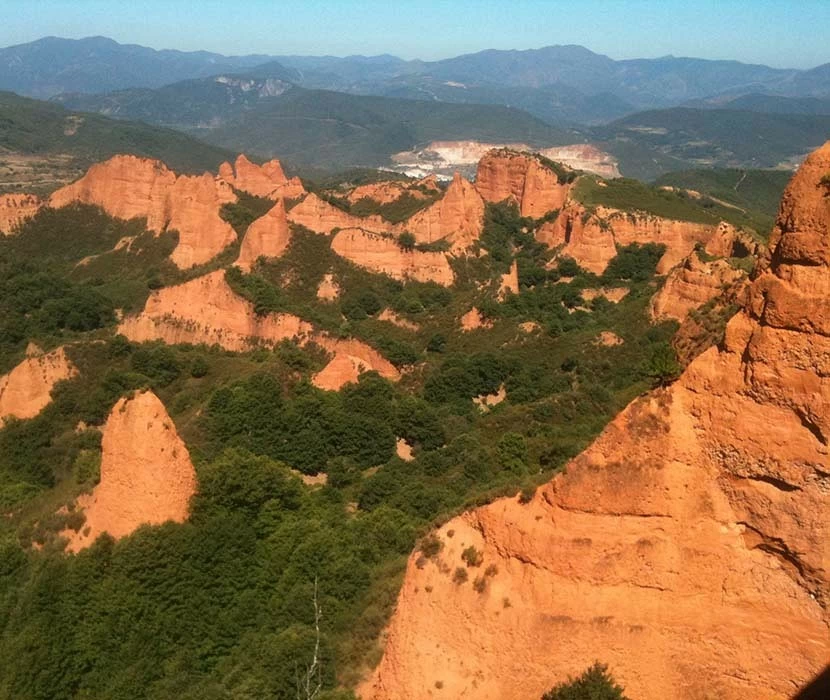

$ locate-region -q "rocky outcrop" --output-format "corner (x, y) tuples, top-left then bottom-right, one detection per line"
(537, 203), (741, 275)
(118, 270), (398, 385)
(288, 193), (390, 234)
(316, 272), (341, 301)
(497, 260), (519, 300)
(236, 199), (291, 271)
(50, 155), (237, 268)
(347, 179), (434, 206)
(378, 309), (419, 331)
(0, 193), (41, 234)
(218, 154), (305, 200)
(331, 229), (454, 286)
(312, 353), (372, 391)
(650, 251), (745, 322)
(536, 204), (617, 275)
(0, 347), (77, 421)
(460, 307), (492, 331)
(580, 287), (630, 303)
(361, 143), (830, 700)
(476, 150), (571, 218)
(65, 391), (196, 553)
(403, 173), (484, 252)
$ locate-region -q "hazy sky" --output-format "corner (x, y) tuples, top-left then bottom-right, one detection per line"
(3, 0), (828, 69)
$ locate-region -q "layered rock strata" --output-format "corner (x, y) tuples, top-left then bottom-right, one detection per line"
(361, 142), (830, 700)
(650, 251), (745, 322)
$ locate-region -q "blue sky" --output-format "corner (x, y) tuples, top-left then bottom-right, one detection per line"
(3, 0), (828, 68)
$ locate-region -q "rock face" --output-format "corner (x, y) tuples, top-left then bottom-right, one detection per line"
(331, 229), (454, 286)
(650, 251), (745, 322)
(403, 173), (484, 252)
(537, 204), (739, 276)
(0, 347), (77, 421)
(360, 143), (830, 700)
(497, 260), (519, 300)
(118, 270), (398, 386)
(236, 199), (291, 270)
(316, 272), (341, 301)
(219, 154), (305, 200)
(347, 179), (434, 206)
(50, 155), (237, 268)
(288, 193), (390, 234)
(312, 353), (372, 391)
(475, 151), (571, 218)
(0, 193), (41, 234)
(65, 391), (196, 553)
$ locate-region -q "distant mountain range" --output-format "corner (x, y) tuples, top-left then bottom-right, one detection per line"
(2, 36), (829, 179)
(4, 37), (830, 125)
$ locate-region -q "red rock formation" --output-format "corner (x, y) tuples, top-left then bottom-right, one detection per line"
(65, 391), (196, 552)
(166, 172), (238, 268)
(0, 347), (76, 421)
(497, 260), (519, 300)
(331, 228), (454, 286)
(236, 199), (291, 270)
(312, 353), (372, 391)
(361, 143), (830, 700)
(537, 204), (618, 275)
(316, 272), (341, 301)
(476, 150), (571, 218)
(50, 155), (237, 268)
(650, 251), (745, 322)
(403, 173), (484, 252)
(219, 154), (305, 200)
(378, 309), (419, 331)
(537, 203), (739, 275)
(118, 270), (398, 385)
(580, 287), (630, 303)
(0, 193), (41, 234)
(460, 307), (492, 331)
(288, 193), (390, 234)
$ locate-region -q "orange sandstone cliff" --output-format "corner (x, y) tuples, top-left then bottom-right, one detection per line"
(0, 347), (76, 421)
(50, 155), (237, 268)
(218, 154), (305, 200)
(361, 143), (830, 700)
(331, 228), (454, 286)
(65, 390), (196, 552)
(537, 203), (740, 275)
(475, 150), (571, 218)
(236, 199), (291, 270)
(0, 193), (41, 234)
(118, 270), (398, 388)
(402, 172), (484, 252)
(650, 251), (745, 322)
(288, 192), (391, 234)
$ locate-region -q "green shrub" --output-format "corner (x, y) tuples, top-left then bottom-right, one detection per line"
(541, 662), (628, 700)
(452, 567), (468, 584)
(461, 546), (483, 568)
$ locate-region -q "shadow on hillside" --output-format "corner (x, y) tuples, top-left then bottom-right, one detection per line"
(793, 665), (830, 699)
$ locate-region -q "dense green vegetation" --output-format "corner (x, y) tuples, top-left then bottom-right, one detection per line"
(1, 199), (687, 698)
(654, 167), (789, 234)
(541, 663), (629, 700)
(0, 91), (235, 193)
(573, 174), (770, 236)
(595, 107), (830, 180)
